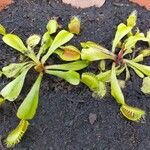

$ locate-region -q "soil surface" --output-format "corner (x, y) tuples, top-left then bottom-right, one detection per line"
(0, 0), (150, 149)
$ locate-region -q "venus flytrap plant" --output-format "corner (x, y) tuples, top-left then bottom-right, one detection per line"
(0, 10), (150, 148)
(81, 10), (149, 122)
(0, 17), (89, 148)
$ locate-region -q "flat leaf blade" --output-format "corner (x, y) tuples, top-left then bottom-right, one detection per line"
(17, 73), (43, 120)
(42, 30), (74, 63)
(3, 34), (27, 53)
(1, 67), (31, 101)
(111, 63), (125, 105)
(112, 23), (132, 53)
(45, 61), (89, 71)
(46, 70), (80, 85)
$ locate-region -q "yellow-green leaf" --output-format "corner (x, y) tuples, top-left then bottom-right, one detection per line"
(1, 66), (31, 101)
(140, 49), (150, 57)
(37, 32), (53, 59)
(112, 23), (132, 53)
(99, 60), (106, 71)
(141, 77), (150, 94)
(81, 47), (114, 61)
(42, 30), (74, 63)
(45, 60), (89, 71)
(0, 24), (6, 35)
(111, 63), (125, 105)
(2, 62), (28, 78)
(127, 10), (137, 27)
(17, 73), (43, 120)
(46, 70), (80, 85)
(147, 30), (150, 45)
(128, 64), (144, 78)
(126, 60), (150, 77)
(125, 65), (130, 80)
(3, 34), (28, 53)
(132, 54), (143, 63)
(124, 33), (148, 55)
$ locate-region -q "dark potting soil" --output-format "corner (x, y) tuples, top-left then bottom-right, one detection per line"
(0, 0), (150, 149)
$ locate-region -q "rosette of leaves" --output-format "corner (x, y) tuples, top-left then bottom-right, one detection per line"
(0, 18), (88, 148)
(81, 10), (150, 122)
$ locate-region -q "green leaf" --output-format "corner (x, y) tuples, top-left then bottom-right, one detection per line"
(111, 63), (125, 105)
(1, 67), (31, 101)
(112, 23), (132, 53)
(26, 34), (41, 48)
(147, 30), (150, 45)
(124, 32), (148, 55)
(37, 32), (53, 59)
(68, 16), (81, 35)
(81, 47), (114, 61)
(140, 49), (150, 57)
(81, 41), (105, 49)
(46, 19), (59, 34)
(98, 60), (106, 71)
(0, 24), (6, 35)
(120, 104), (145, 122)
(2, 62), (29, 78)
(45, 60), (89, 71)
(3, 34), (28, 53)
(17, 73), (43, 120)
(97, 67), (125, 82)
(132, 54), (143, 63)
(125, 65), (130, 80)
(126, 60), (150, 77)
(55, 45), (80, 61)
(141, 77), (150, 94)
(97, 70), (111, 82)
(127, 10), (137, 27)
(128, 64), (144, 78)
(42, 30), (74, 63)
(46, 70), (80, 85)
